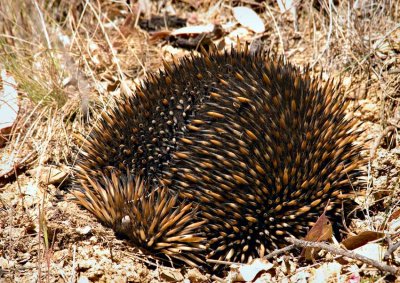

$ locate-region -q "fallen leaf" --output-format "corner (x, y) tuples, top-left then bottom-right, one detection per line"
(0, 151), (36, 181)
(301, 210), (333, 261)
(0, 152), (15, 178)
(388, 208), (400, 223)
(27, 165), (68, 185)
(353, 243), (386, 262)
(238, 258), (274, 281)
(149, 30), (172, 42)
(77, 277), (90, 283)
(388, 215), (400, 232)
(171, 24), (215, 36)
(342, 231), (385, 250)
(232, 7), (265, 33)
(0, 68), (19, 147)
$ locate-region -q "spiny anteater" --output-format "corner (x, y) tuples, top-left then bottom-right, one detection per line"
(73, 171), (206, 266)
(73, 44), (365, 269)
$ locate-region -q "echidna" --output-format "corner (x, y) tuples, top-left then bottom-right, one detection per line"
(73, 171), (206, 266)
(73, 44), (365, 269)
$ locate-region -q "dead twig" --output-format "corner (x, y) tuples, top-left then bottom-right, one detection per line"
(206, 258), (240, 266)
(286, 237), (399, 276)
(370, 126), (396, 159)
(207, 244), (296, 266)
(384, 236), (400, 261)
(263, 244), (296, 260)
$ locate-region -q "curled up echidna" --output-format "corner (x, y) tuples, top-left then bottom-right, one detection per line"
(73, 44), (366, 270)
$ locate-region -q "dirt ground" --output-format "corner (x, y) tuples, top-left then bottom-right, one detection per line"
(0, 1), (399, 282)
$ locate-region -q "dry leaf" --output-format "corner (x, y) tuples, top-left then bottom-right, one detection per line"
(232, 7), (265, 34)
(342, 231), (385, 250)
(77, 277), (90, 283)
(171, 24), (215, 36)
(28, 165), (68, 185)
(238, 258), (274, 281)
(0, 68), (19, 147)
(0, 152), (15, 178)
(149, 30), (172, 42)
(353, 243), (386, 262)
(301, 211), (333, 261)
(388, 214), (400, 232)
(0, 151), (36, 180)
(388, 208), (400, 223)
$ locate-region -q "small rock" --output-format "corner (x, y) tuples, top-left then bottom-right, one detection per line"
(76, 225), (92, 235)
(53, 250), (67, 262)
(359, 99), (378, 121)
(186, 268), (208, 283)
(78, 259), (97, 271)
(0, 257), (13, 269)
(159, 267), (184, 282)
(89, 236), (98, 244)
(343, 76), (352, 88)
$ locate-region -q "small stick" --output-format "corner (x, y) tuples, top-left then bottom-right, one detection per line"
(263, 244), (296, 260)
(286, 237), (399, 275)
(370, 126), (396, 159)
(384, 238), (400, 261)
(206, 258), (241, 266)
(206, 244), (297, 267)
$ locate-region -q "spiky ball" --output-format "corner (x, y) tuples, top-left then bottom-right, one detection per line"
(73, 45), (365, 269)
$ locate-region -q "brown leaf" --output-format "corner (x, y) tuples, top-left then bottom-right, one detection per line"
(388, 208), (400, 223)
(301, 211), (333, 261)
(149, 30), (172, 43)
(27, 165), (68, 185)
(341, 231), (385, 250)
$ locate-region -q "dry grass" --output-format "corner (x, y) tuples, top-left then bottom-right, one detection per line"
(0, 0), (399, 282)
